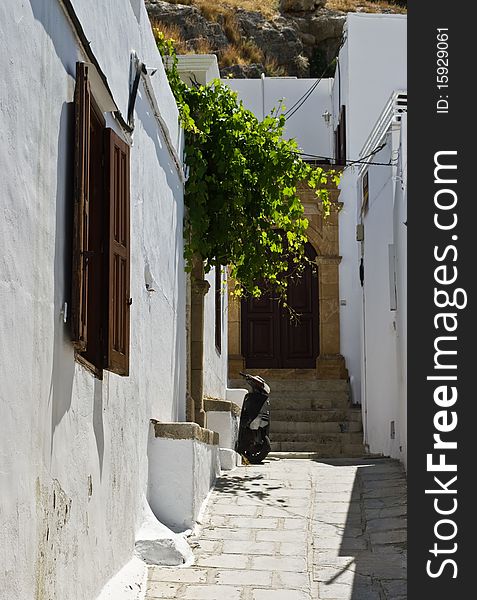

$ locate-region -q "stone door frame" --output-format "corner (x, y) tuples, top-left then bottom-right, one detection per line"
(228, 177), (348, 380)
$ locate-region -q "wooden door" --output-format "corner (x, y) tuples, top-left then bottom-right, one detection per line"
(241, 244), (319, 369)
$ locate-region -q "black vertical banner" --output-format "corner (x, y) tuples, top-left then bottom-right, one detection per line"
(408, 2), (475, 598)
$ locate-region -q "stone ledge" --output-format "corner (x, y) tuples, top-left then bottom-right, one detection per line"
(204, 398), (241, 417)
(151, 420), (219, 446)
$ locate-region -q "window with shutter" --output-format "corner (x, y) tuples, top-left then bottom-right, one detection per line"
(215, 266), (222, 354)
(71, 62), (131, 377)
(71, 62), (91, 350)
(334, 105), (347, 166)
(105, 129), (131, 376)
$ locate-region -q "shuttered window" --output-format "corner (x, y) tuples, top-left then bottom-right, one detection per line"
(334, 105), (347, 166)
(106, 130), (131, 376)
(71, 62), (131, 377)
(215, 267), (222, 354)
(71, 62), (91, 350)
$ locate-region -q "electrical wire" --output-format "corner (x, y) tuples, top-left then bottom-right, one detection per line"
(299, 142), (393, 168)
(283, 37), (346, 121)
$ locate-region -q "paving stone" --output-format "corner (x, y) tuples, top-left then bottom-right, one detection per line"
(213, 503), (259, 516)
(192, 539), (222, 554)
(196, 553), (250, 569)
(145, 458), (407, 600)
(314, 565), (357, 585)
(251, 555), (307, 572)
(369, 529), (407, 546)
(215, 569), (272, 586)
(205, 515), (229, 527)
(222, 540), (276, 555)
(315, 501), (361, 514)
(200, 527), (255, 541)
(283, 518), (308, 530)
(261, 505), (298, 517)
(256, 529), (308, 543)
(365, 505), (407, 520)
(273, 497), (309, 508)
(366, 517), (407, 533)
(146, 581), (181, 599)
(337, 551), (406, 579)
(148, 567), (208, 584)
(313, 552), (359, 569)
(252, 589), (311, 600)
(274, 570), (310, 588)
(318, 581), (381, 600)
(182, 584), (242, 599)
(229, 517), (279, 529)
(314, 535), (367, 552)
(279, 541), (308, 556)
(363, 487), (406, 500)
(381, 578), (407, 597)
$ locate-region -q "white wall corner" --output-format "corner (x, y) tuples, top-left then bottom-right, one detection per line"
(134, 495), (193, 567)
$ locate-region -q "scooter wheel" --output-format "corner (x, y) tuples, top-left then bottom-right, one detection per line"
(244, 436), (271, 464)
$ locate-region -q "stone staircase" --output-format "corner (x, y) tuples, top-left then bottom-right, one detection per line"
(230, 375), (366, 457)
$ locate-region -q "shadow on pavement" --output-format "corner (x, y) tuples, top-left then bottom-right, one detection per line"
(312, 458), (407, 600)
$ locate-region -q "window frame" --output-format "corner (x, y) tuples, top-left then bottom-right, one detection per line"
(70, 62), (131, 378)
(214, 266), (222, 355)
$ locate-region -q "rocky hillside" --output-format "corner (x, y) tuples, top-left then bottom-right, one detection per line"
(146, 0), (406, 78)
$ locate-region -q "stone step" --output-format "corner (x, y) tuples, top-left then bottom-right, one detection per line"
(269, 389), (350, 399)
(271, 420), (362, 434)
(229, 378), (350, 392)
(271, 408), (362, 423)
(270, 432), (364, 445)
(269, 392), (350, 410)
(269, 441), (367, 457)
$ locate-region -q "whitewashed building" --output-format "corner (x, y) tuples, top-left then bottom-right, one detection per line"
(330, 13), (407, 464)
(353, 101), (408, 467)
(224, 12), (407, 465)
(0, 2), (232, 599)
(332, 12), (407, 409)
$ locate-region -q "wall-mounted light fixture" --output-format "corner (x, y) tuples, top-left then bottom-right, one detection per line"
(322, 110), (332, 126)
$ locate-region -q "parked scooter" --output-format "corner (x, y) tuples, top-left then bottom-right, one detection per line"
(236, 372), (271, 464)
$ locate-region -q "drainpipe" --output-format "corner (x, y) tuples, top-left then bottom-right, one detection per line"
(261, 72), (266, 121)
(190, 256), (210, 428)
(358, 224), (369, 449)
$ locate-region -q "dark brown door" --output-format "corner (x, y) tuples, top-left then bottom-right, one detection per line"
(242, 244), (319, 369)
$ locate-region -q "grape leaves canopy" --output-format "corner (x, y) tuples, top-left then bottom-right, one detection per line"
(156, 34), (339, 297)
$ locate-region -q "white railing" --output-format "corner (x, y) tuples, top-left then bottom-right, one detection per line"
(357, 90), (407, 176)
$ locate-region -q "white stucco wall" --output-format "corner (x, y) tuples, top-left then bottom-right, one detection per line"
(336, 167), (363, 405)
(336, 13), (407, 158)
(0, 1), (186, 598)
(206, 411), (239, 450)
(360, 141), (399, 455)
(147, 432), (220, 533)
(393, 114), (407, 468)
(334, 13), (407, 406)
(203, 267), (229, 400)
(223, 77), (334, 159)
(359, 120), (407, 466)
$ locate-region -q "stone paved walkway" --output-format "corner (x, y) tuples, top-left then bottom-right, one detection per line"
(146, 457), (407, 600)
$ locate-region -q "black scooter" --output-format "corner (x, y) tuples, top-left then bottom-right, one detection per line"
(236, 372), (271, 464)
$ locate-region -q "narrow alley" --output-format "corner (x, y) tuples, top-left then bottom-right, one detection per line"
(146, 457), (407, 600)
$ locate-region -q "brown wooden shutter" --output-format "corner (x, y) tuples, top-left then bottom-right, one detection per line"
(105, 128), (131, 376)
(338, 105), (346, 165)
(71, 62), (91, 350)
(215, 267), (222, 353)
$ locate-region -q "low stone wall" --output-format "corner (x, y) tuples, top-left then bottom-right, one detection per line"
(147, 421), (220, 532)
(204, 398), (242, 470)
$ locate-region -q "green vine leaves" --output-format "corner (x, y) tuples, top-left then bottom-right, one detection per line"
(156, 33), (340, 298)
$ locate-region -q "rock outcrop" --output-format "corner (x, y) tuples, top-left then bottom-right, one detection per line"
(146, 1), (402, 78)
